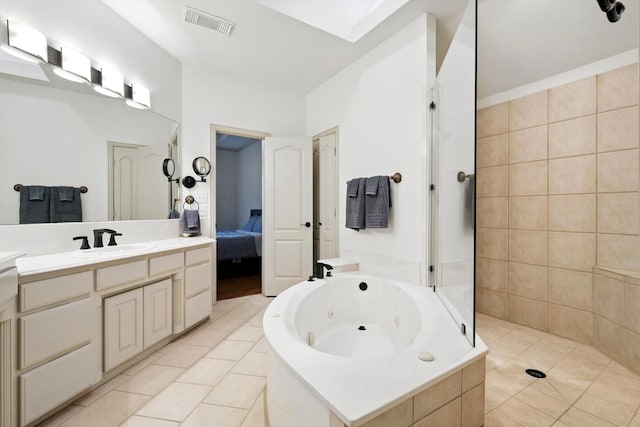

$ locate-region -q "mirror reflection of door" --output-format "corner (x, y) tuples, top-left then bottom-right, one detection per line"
(108, 141), (168, 221)
(214, 131), (264, 300)
(313, 128), (339, 264)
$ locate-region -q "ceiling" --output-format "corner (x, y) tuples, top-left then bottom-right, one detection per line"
(100, 0), (468, 94)
(478, 0), (639, 99)
(216, 134), (261, 151)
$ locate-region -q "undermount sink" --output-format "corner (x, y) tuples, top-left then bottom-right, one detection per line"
(76, 243), (155, 257)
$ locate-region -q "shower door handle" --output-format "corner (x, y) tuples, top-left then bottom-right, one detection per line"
(457, 171), (474, 182)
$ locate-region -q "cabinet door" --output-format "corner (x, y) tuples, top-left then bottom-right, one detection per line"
(104, 288), (143, 372)
(185, 262), (212, 298)
(143, 278), (172, 349)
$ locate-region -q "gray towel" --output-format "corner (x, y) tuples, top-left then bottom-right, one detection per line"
(365, 176), (391, 228)
(365, 176), (379, 196)
(345, 178), (366, 231)
(29, 186), (46, 201)
(181, 210), (201, 236)
(347, 179), (359, 198)
(19, 186), (51, 224)
(50, 187), (82, 222)
(58, 186), (74, 202)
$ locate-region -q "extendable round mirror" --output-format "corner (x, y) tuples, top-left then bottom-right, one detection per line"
(162, 158), (179, 183)
(192, 156), (211, 182)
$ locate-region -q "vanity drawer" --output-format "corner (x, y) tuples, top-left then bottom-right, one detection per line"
(96, 260), (147, 290)
(186, 246), (211, 266)
(185, 262), (212, 298)
(185, 289), (212, 329)
(20, 343), (96, 426)
(149, 252), (183, 276)
(19, 297), (94, 370)
(20, 271), (92, 312)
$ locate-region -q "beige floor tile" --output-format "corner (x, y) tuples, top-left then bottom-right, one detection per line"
(135, 382), (211, 422)
(251, 336), (269, 353)
(180, 403), (248, 427)
(516, 386), (569, 418)
(208, 316), (248, 333)
(60, 391), (149, 427)
(176, 357), (236, 386)
(205, 340), (254, 361)
(227, 326), (264, 342)
(492, 397), (555, 427)
(585, 375), (640, 412)
(484, 410), (526, 427)
(154, 344), (210, 368)
(232, 352), (267, 376)
(182, 328), (228, 348)
(115, 364), (184, 396)
(119, 415), (180, 426)
(630, 414), (640, 427)
(485, 360), (536, 396)
(122, 352), (163, 376)
(245, 313), (264, 327)
(574, 393), (635, 426)
(35, 404), (83, 427)
(73, 375), (129, 407)
(530, 376), (589, 405)
(213, 299), (245, 313)
(485, 383), (511, 413)
(204, 373), (266, 409)
(241, 392), (266, 427)
(559, 407), (617, 427)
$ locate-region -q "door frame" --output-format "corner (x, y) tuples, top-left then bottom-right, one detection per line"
(209, 124), (271, 301)
(312, 126), (340, 261)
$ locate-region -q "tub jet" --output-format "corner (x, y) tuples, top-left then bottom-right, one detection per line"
(358, 325), (366, 330)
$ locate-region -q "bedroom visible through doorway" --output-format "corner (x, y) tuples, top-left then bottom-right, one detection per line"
(215, 132), (263, 300)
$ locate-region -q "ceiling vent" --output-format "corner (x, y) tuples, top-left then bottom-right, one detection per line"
(183, 6), (235, 36)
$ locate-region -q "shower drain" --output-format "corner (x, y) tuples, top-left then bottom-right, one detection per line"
(525, 368), (546, 379)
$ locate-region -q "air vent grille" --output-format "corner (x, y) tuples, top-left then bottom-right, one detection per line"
(183, 6), (235, 36)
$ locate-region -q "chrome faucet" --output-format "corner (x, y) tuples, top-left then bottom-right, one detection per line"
(316, 262), (334, 279)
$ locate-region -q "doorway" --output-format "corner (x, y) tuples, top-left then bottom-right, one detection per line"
(212, 126), (268, 300)
(313, 128), (339, 263)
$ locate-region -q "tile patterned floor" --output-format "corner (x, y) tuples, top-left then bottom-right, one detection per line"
(37, 296), (640, 427)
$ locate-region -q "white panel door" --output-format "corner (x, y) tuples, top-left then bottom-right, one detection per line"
(112, 146), (137, 221)
(263, 137), (313, 296)
(143, 279), (172, 350)
(104, 288), (143, 371)
(137, 145), (168, 220)
(318, 133), (338, 260)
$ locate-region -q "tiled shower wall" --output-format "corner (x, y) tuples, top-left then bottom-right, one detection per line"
(475, 64), (640, 344)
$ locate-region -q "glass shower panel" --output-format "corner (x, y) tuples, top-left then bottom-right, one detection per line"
(429, 0), (476, 345)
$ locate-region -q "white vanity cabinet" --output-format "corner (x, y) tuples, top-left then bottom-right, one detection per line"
(103, 278), (172, 372)
(17, 271), (98, 427)
(13, 239), (214, 427)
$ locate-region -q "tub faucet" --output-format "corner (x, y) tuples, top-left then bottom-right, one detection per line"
(316, 262), (333, 279)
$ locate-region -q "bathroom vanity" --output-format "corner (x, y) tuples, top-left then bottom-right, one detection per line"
(6, 237), (214, 427)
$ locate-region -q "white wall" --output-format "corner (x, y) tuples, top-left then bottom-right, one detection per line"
(181, 65), (306, 236)
(0, 78), (172, 225)
(306, 14), (434, 283)
(237, 142), (262, 227)
(216, 149), (239, 230)
(0, 0), (181, 121)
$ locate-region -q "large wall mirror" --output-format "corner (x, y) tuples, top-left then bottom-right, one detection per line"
(0, 50), (180, 225)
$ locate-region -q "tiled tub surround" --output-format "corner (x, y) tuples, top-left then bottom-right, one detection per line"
(593, 267), (640, 376)
(476, 63), (640, 343)
(263, 273), (487, 426)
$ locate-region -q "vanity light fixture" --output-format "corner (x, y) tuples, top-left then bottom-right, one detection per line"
(0, 20), (48, 63)
(52, 46), (91, 83)
(125, 82), (151, 109)
(93, 65), (124, 98)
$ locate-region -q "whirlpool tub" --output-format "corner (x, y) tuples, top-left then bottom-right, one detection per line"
(263, 272), (488, 427)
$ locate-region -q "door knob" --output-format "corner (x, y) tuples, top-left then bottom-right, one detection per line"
(301, 222), (311, 228)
